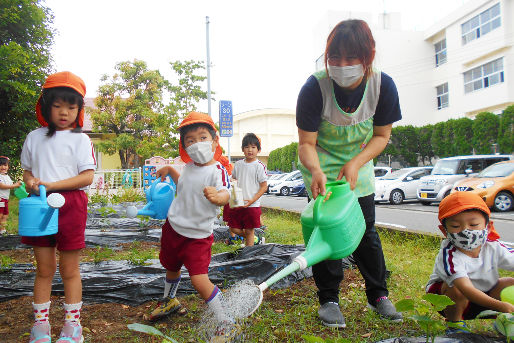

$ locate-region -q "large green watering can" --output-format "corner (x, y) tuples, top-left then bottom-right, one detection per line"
(246, 180), (366, 316)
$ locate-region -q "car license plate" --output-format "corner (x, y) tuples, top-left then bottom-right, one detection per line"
(420, 193), (427, 198)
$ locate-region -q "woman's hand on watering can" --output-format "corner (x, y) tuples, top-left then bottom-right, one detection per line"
(310, 169), (327, 199)
(337, 161), (359, 190)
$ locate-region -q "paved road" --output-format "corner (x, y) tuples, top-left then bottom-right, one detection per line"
(260, 194), (514, 242)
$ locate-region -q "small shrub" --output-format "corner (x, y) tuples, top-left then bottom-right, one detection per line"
(87, 246), (114, 264)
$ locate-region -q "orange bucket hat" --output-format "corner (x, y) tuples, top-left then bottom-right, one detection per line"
(178, 112), (231, 171)
(35, 71), (86, 127)
(438, 191), (499, 240)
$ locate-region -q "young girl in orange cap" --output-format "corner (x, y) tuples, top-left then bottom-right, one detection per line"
(426, 191), (514, 334)
(149, 112), (239, 340)
(21, 71), (96, 343)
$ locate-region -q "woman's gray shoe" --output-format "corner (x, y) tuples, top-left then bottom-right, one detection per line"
(318, 302), (346, 328)
(367, 298), (403, 322)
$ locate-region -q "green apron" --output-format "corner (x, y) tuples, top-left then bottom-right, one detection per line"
(299, 70), (382, 198)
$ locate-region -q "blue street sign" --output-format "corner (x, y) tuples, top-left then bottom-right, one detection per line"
(219, 100), (233, 137)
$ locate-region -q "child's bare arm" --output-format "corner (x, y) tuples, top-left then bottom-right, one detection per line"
(204, 187), (229, 206)
(453, 277), (514, 313)
(155, 166), (180, 184)
(0, 181), (21, 190)
(243, 181), (268, 207)
(39, 170), (94, 192)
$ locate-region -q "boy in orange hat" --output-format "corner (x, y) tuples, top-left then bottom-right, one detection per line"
(426, 192), (514, 333)
(149, 112), (239, 339)
(21, 71), (96, 343)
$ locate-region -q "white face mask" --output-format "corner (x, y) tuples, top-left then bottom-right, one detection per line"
(185, 141), (215, 164)
(447, 227), (488, 251)
(328, 64), (364, 88)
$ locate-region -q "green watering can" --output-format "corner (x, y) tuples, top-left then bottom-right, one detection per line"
(494, 286), (514, 341)
(246, 180), (366, 316)
(14, 182), (29, 199)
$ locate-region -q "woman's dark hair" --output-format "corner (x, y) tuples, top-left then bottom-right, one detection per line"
(40, 87), (84, 137)
(324, 19), (376, 79)
(0, 157), (9, 166)
(179, 123), (217, 148)
(242, 133), (261, 151)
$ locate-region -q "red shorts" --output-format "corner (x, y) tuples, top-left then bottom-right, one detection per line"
(21, 190), (88, 251)
(159, 219), (213, 276)
(222, 204), (231, 223)
(227, 206), (261, 229)
(427, 281), (492, 320)
(0, 198), (8, 215)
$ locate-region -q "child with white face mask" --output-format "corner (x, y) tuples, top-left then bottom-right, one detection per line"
(149, 112), (240, 340)
(426, 192), (514, 334)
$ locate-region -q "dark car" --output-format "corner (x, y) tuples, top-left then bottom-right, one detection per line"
(290, 181), (308, 197)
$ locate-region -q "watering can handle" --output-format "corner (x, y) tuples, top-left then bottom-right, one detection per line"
(39, 185), (46, 199)
(149, 177), (176, 195)
(313, 184), (331, 223)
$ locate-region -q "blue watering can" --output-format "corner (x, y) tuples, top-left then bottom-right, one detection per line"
(18, 185), (65, 236)
(126, 178), (175, 219)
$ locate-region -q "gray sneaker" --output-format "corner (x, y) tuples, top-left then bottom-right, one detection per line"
(318, 302), (346, 328)
(367, 297), (403, 322)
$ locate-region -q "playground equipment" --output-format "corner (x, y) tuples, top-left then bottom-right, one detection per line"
(18, 185), (65, 236)
(126, 178), (176, 219)
(14, 182), (29, 199)
(246, 180), (365, 316)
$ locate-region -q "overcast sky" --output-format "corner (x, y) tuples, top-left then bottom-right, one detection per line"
(44, 0), (466, 117)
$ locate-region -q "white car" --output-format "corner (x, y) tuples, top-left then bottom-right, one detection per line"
(375, 167), (433, 204)
(374, 166), (392, 179)
(269, 170), (303, 196)
(266, 173), (287, 193)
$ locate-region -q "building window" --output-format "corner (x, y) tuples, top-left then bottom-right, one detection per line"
(434, 39), (447, 67)
(461, 3), (501, 45)
(464, 58), (504, 93)
(436, 83), (449, 109)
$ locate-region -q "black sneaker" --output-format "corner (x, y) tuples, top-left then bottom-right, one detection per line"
(367, 297), (403, 322)
(318, 302), (346, 328)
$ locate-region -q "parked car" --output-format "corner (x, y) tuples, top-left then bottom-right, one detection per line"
(451, 160), (514, 212)
(290, 181), (308, 197)
(266, 173), (287, 193)
(374, 166), (392, 179)
(269, 170), (303, 196)
(375, 167), (433, 204)
(417, 154), (513, 205)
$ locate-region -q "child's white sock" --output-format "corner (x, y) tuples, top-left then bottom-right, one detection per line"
(32, 301), (51, 323)
(206, 286), (231, 323)
(63, 302), (82, 323)
(164, 276), (181, 299)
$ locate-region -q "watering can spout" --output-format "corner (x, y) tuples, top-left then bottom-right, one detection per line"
(137, 205), (157, 218)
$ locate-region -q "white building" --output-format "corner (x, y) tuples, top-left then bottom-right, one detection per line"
(218, 108), (297, 165)
(315, 0), (514, 126)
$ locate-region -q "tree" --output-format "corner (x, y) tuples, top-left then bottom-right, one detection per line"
(0, 0), (54, 175)
(472, 112), (499, 154)
(452, 117), (473, 155)
(417, 125), (434, 165)
(431, 122), (449, 158)
(138, 60), (208, 160)
(498, 105), (513, 154)
(90, 60), (167, 169)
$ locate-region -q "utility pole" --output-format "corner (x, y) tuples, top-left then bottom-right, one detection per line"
(206, 16), (212, 116)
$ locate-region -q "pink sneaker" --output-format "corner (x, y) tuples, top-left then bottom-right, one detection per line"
(29, 321), (51, 343)
(56, 322), (83, 343)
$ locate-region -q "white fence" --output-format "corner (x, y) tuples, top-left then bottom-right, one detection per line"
(91, 168), (143, 190)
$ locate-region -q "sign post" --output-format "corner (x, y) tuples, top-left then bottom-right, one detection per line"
(219, 100), (233, 163)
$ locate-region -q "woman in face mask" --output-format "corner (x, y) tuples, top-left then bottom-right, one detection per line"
(296, 19), (403, 327)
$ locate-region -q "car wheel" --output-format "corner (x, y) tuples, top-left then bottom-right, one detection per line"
(389, 190), (404, 205)
(280, 187), (289, 196)
(420, 201), (432, 206)
(493, 191), (513, 212)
